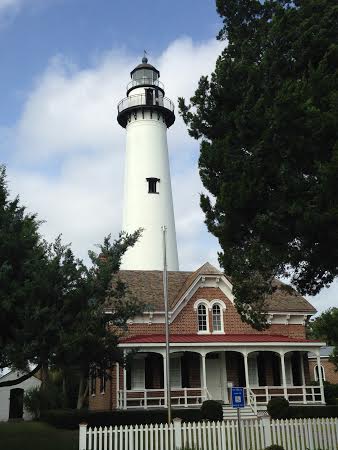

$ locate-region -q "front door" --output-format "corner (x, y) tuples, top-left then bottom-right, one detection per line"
(206, 355), (222, 400)
(9, 388), (24, 420)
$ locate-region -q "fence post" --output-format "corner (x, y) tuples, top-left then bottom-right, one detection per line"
(79, 423), (87, 450)
(173, 417), (182, 449)
(261, 416), (272, 447)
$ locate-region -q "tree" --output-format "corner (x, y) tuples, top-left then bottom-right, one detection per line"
(179, 0), (338, 329)
(309, 307), (338, 371)
(0, 165), (143, 398)
(0, 164), (46, 375)
(52, 233), (144, 409)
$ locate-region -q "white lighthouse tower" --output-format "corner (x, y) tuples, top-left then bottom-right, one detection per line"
(117, 56), (179, 271)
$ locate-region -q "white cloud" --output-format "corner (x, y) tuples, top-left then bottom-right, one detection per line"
(0, 0), (20, 10)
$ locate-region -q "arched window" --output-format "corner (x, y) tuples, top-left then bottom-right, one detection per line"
(314, 364), (326, 382)
(212, 304), (223, 332)
(197, 304), (208, 332)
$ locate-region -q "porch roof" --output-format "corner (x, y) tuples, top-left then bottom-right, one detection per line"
(120, 333), (322, 345)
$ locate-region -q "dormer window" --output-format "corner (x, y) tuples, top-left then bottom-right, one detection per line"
(147, 177), (160, 194)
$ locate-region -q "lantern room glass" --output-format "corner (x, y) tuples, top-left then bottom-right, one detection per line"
(132, 69), (158, 85)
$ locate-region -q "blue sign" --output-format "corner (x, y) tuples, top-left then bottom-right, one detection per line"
(231, 387), (245, 408)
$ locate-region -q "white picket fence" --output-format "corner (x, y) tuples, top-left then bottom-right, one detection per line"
(79, 416), (338, 450)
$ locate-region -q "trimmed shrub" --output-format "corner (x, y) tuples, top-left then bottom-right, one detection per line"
(279, 405), (338, 419)
(200, 400), (223, 421)
(267, 397), (289, 419)
(324, 382), (338, 405)
(41, 408), (204, 429)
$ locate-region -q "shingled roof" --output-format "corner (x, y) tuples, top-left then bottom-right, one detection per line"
(112, 262), (316, 313)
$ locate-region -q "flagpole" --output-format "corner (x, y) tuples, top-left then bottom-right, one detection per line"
(162, 225), (171, 423)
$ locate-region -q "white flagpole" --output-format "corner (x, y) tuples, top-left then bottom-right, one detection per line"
(162, 225), (171, 423)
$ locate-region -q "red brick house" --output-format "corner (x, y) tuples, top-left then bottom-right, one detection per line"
(89, 262), (325, 413)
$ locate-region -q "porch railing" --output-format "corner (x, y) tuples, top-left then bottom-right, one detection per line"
(251, 385), (323, 404)
(246, 388), (258, 415)
(118, 388), (208, 409)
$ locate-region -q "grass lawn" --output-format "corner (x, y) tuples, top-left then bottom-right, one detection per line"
(0, 421), (78, 450)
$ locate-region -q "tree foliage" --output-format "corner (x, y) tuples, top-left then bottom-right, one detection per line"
(309, 307), (338, 371)
(0, 165), (143, 401)
(179, 0), (338, 328)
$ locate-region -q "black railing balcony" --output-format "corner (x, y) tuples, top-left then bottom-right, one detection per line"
(127, 78), (164, 93)
(117, 93), (175, 128)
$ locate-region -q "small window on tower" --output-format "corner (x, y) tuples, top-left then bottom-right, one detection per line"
(146, 177), (160, 194)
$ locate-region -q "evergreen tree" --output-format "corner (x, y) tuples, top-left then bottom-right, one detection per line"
(179, 0), (338, 329)
(0, 166), (143, 397)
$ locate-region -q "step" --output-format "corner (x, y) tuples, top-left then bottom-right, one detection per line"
(222, 406), (257, 420)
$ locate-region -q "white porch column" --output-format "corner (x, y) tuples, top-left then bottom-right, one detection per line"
(162, 353), (168, 407)
(243, 352), (250, 390)
(299, 352), (307, 404)
(116, 362), (120, 409)
(280, 352), (288, 400)
(243, 352), (250, 407)
(201, 353), (207, 399)
(123, 350), (127, 409)
(316, 351), (325, 404)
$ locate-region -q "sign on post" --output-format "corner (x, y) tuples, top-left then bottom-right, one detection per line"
(231, 387), (245, 408)
(231, 387), (245, 450)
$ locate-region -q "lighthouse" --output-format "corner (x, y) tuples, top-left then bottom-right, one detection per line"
(117, 56), (179, 271)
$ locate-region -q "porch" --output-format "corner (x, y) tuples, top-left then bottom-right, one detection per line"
(116, 340), (325, 411)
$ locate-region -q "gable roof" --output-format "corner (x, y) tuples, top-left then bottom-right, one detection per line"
(112, 262), (316, 313)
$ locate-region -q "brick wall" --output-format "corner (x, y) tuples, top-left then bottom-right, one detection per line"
(126, 287), (306, 339)
(308, 358), (338, 384)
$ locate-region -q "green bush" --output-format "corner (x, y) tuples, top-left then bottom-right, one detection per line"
(24, 384), (64, 419)
(267, 397), (289, 419)
(279, 404), (338, 419)
(324, 382), (338, 405)
(264, 446), (284, 450)
(41, 408), (204, 429)
(24, 387), (41, 419)
(200, 400), (223, 421)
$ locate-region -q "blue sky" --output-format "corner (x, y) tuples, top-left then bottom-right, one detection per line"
(0, 0), (336, 313)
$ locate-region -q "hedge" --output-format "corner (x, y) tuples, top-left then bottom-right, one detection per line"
(41, 408), (203, 429)
(277, 405), (338, 419)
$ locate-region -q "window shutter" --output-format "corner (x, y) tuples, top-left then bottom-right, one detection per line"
(248, 355), (259, 386)
(131, 358), (145, 390)
(170, 357), (182, 388)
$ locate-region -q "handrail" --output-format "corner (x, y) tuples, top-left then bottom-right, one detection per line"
(247, 388), (258, 415)
(117, 93), (174, 114)
(127, 78), (164, 91)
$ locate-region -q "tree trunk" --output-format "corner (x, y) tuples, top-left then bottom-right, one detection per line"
(40, 362), (49, 389)
(62, 374), (68, 408)
(0, 364), (41, 388)
(77, 375), (88, 409)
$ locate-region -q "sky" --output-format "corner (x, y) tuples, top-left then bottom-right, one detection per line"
(0, 0), (336, 314)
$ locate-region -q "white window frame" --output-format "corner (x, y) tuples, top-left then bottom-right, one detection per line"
(285, 354), (294, 386)
(194, 300), (210, 334)
(210, 299), (226, 334)
(248, 354), (259, 386)
(131, 356), (145, 390)
(314, 364), (326, 382)
(170, 355), (182, 388)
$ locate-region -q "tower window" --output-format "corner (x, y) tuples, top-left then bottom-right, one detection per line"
(146, 177), (160, 194)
